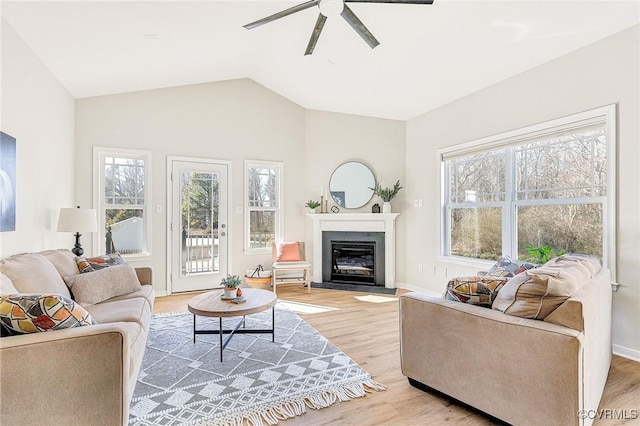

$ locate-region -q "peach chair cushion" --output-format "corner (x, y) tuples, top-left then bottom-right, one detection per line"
(275, 242), (302, 262)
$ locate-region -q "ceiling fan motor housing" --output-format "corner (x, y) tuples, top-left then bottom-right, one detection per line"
(319, 0), (344, 17)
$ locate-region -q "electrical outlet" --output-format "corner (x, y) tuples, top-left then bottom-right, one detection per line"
(413, 199), (419, 207)
(418, 199), (423, 207)
(418, 263), (423, 273)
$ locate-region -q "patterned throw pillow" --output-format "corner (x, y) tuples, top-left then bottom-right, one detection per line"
(0, 293), (94, 337)
(76, 252), (125, 273)
(487, 256), (537, 278)
(445, 276), (509, 308)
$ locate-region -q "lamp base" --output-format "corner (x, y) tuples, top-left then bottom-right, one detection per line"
(71, 232), (84, 257)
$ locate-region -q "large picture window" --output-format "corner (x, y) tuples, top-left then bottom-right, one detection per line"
(94, 148), (151, 257)
(244, 160), (283, 253)
(440, 105), (616, 275)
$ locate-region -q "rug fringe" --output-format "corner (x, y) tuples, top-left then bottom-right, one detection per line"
(200, 378), (385, 426)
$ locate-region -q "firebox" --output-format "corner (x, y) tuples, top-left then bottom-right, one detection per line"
(331, 241), (375, 284)
(322, 231), (385, 286)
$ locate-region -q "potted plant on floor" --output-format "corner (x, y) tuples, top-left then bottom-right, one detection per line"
(370, 180), (403, 213)
(305, 200), (321, 213)
(221, 274), (242, 299)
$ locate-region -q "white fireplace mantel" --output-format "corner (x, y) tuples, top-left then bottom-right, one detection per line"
(308, 213), (399, 288)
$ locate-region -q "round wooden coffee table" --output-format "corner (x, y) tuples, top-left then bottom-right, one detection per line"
(187, 288), (277, 361)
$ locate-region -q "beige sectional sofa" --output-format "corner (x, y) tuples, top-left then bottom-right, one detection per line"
(0, 249), (155, 426)
(400, 255), (612, 426)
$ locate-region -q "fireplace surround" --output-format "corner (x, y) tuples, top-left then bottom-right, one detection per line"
(309, 213), (399, 288)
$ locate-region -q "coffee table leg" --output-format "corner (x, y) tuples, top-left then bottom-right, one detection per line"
(193, 315), (196, 343)
(272, 306), (275, 342)
(219, 317), (224, 362)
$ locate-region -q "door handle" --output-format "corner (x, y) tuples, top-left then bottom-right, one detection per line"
(220, 232), (226, 237)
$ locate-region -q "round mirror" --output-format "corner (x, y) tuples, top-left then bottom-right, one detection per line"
(329, 161), (375, 209)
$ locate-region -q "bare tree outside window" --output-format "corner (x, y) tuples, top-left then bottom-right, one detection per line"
(246, 162), (282, 251)
(444, 125), (608, 263)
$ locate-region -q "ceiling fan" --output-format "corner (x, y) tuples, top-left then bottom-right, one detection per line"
(244, 0), (434, 55)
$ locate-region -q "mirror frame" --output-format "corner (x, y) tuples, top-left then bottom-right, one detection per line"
(329, 161), (376, 209)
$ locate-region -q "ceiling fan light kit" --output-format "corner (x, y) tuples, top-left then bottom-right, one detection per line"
(244, 0), (434, 55)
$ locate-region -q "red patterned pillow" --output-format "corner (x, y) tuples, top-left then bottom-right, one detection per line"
(0, 293), (94, 336)
(275, 242), (302, 262)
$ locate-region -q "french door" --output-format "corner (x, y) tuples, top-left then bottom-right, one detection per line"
(169, 159), (229, 293)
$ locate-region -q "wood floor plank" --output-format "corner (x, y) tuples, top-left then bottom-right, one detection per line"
(152, 286), (640, 425)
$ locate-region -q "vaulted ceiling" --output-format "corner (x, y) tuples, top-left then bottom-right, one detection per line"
(2, 1), (638, 120)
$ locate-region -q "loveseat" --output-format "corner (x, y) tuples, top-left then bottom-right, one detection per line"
(0, 249), (155, 426)
(400, 255), (612, 426)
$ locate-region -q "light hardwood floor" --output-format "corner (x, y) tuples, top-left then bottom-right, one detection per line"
(154, 286), (640, 425)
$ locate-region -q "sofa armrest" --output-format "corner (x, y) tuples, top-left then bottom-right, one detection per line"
(400, 292), (584, 425)
(135, 266), (152, 286)
(0, 324), (131, 426)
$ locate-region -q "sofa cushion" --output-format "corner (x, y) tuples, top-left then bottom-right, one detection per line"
(83, 297), (151, 328)
(40, 249), (79, 278)
(0, 293), (94, 336)
(486, 256), (537, 277)
(0, 253), (71, 298)
(63, 263), (142, 306)
(0, 273), (17, 294)
(76, 252), (125, 273)
(104, 284), (155, 310)
(445, 276), (509, 308)
(492, 255), (597, 319)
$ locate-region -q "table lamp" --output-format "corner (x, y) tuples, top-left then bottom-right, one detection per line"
(57, 206), (98, 256)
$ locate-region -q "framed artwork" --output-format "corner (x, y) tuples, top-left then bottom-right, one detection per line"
(0, 131), (16, 232)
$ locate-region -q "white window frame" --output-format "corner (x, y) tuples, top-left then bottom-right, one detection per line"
(439, 105), (616, 281)
(93, 147), (152, 259)
(244, 160), (284, 254)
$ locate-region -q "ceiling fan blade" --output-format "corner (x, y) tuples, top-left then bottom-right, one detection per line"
(305, 14), (327, 55)
(244, 0), (320, 30)
(340, 4), (380, 49)
(345, 0), (433, 4)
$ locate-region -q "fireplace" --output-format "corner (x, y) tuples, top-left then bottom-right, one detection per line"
(310, 213), (398, 288)
(331, 241), (375, 284)
(322, 231), (385, 286)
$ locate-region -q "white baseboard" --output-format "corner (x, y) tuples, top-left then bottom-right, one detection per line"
(613, 344), (640, 362)
(155, 290), (168, 298)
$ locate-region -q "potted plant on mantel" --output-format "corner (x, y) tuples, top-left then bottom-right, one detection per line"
(221, 274), (242, 299)
(370, 180), (403, 213)
(305, 200), (321, 214)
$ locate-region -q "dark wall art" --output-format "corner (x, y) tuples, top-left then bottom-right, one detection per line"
(0, 132), (16, 232)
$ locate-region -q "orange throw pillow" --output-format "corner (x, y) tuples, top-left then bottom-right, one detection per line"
(276, 242), (302, 262)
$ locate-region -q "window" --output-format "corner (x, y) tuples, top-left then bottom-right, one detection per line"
(94, 148), (151, 257)
(244, 160), (283, 253)
(440, 105), (616, 275)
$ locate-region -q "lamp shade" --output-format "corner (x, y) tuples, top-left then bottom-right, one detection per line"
(57, 207), (98, 233)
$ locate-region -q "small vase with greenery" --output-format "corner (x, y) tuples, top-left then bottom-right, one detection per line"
(370, 180), (403, 213)
(524, 244), (565, 264)
(221, 274), (242, 298)
(305, 200), (321, 213)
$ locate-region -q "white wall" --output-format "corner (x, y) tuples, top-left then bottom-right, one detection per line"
(0, 19), (75, 258)
(405, 25), (640, 359)
(304, 110), (406, 280)
(75, 79), (306, 295)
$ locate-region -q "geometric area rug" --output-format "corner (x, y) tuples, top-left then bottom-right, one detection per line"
(129, 305), (385, 425)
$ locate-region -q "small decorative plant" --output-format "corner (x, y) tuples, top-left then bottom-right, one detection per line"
(370, 180), (403, 202)
(524, 244), (565, 264)
(305, 200), (321, 209)
(221, 274), (241, 289)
